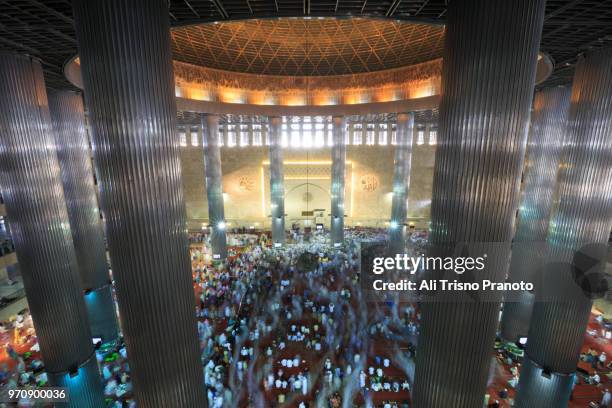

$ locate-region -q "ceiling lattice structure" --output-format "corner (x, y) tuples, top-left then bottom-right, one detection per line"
(171, 18), (444, 76)
(1, 0), (612, 89)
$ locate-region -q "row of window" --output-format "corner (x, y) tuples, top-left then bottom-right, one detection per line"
(179, 121), (438, 148)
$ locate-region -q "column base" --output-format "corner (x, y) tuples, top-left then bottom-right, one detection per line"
(47, 354), (105, 408)
(84, 285), (119, 343)
(271, 215), (285, 245)
(211, 229), (228, 260)
(515, 356), (574, 408)
(330, 218), (344, 245)
(500, 290), (534, 342)
(388, 226), (406, 255)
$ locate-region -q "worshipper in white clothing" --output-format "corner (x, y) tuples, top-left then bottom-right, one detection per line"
(601, 389), (612, 408)
(302, 372), (309, 395)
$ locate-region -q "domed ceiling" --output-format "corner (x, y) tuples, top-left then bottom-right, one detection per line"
(2, 0), (611, 88)
(170, 18), (445, 76)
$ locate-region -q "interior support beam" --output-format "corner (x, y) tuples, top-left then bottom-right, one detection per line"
(412, 0), (546, 406)
(330, 116), (346, 246)
(202, 114), (228, 259)
(48, 90), (119, 343)
(0, 54), (104, 407)
(516, 48), (612, 408)
(269, 116), (285, 246)
(389, 112), (414, 254)
(72, 0), (207, 405)
(500, 86), (571, 342)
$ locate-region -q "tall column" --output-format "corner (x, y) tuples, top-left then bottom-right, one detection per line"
(500, 87), (571, 342)
(0, 54), (104, 407)
(268, 116), (285, 246)
(48, 90), (119, 343)
(516, 48), (612, 408)
(330, 116), (347, 246)
(72, 1), (207, 406)
(412, 1), (545, 407)
(389, 113), (414, 254)
(202, 115), (227, 259)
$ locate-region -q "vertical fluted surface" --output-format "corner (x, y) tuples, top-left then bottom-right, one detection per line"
(499, 291), (534, 342)
(514, 357), (574, 408)
(48, 90), (119, 342)
(331, 116), (346, 245)
(0, 54), (103, 407)
(500, 86), (571, 342)
(72, 1), (206, 406)
(412, 1), (545, 407)
(269, 117), (285, 245)
(389, 113), (414, 254)
(517, 48), (612, 407)
(83, 286), (118, 342)
(48, 356), (106, 408)
(202, 115), (227, 259)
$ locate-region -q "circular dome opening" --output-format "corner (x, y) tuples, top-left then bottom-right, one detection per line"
(170, 17), (445, 76)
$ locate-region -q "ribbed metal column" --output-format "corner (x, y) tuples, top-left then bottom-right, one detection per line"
(268, 116), (285, 246)
(412, 1), (546, 407)
(0, 54), (104, 407)
(515, 358), (574, 407)
(48, 90), (119, 343)
(51, 356), (108, 408)
(330, 116), (346, 246)
(516, 48), (612, 408)
(202, 115), (227, 259)
(500, 86), (571, 342)
(72, 1), (207, 406)
(389, 113), (414, 254)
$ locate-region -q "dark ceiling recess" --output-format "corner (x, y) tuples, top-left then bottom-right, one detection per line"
(1, 0), (611, 89)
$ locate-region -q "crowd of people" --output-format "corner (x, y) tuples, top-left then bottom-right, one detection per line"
(98, 340), (135, 407)
(190, 228), (417, 407)
(0, 302), (137, 407)
(0, 226), (610, 407)
(0, 312), (44, 392)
